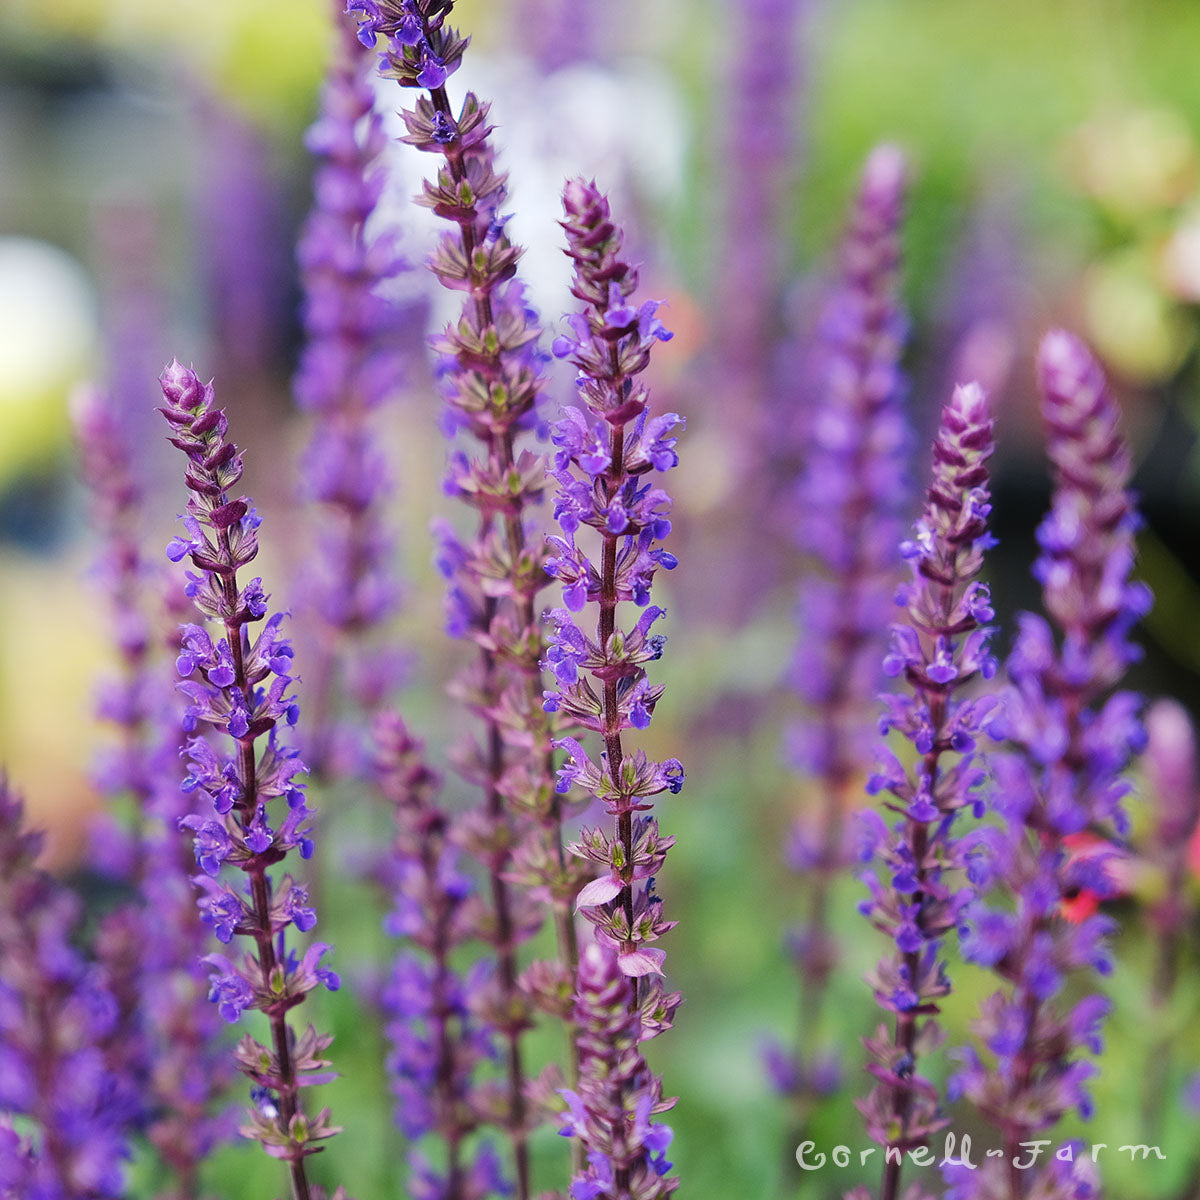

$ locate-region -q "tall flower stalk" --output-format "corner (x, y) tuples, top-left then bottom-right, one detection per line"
(773, 143), (910, 1120)
(1140, 699), (1200, 1137)
(952, 332), (1151, 1199)
(718, 0), (809, 405)
(543, 177), (684, 1198)
(855, 382), (997, 1200)
(159, 363), (341, 1200)
(74, 384), (231, 1197)
(557, 945), (679, 1200)
(0, 778), (134, 1198)
(372, 711), (509, 1199)
(294, 7), (412, 777)
(344, 3), (582, 1191)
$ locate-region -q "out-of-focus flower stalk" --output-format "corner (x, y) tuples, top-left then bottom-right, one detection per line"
(719, 0), (809, 396)
(952, 332), (1152, 1199)
(372, 711), (511, 1199)
(0, 779), (134, 1198)
(773, 143), (910, 1125)
(514, 0), (601, 68)
(709, 0), (812, 621)
(1140, 699), (1200, 1139)
(856, 382), (997, 1200)
(1142, 698), (1200, 1006)
(160, 363), (341, 1200)
(294, 9), (413, 777)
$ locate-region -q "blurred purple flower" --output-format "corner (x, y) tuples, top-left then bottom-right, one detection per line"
(954, 331), (1151, 1185)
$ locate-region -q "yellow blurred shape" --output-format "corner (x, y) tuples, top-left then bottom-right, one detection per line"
(1065, 107), (1198, 220)
(1081, 250), (1192, 384)
(0, 551), (107, 871)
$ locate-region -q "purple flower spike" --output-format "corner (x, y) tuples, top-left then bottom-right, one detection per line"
(349, 4), (589, 1190)
(549, 178), (685, 980)
(954, 331), (1151, 1192)
(1143, 699), (1200, 1016)
(856, 382), (997, 1200)
(776, 143), (910, 1114)
(159, 362), (341, 1190)
(372, 712), (507, 1192)
(545, 176), (685, 1188)
(294, 13), (416, 776)
(559, 944), (680, 1200)
(0, 780), (133, 1198)
(73, 384), (234, 1189)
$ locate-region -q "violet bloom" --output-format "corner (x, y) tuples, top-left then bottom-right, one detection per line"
(543, 179), (684, 1196)
(953, 331), (1151, 1192)
(73, 383), (161, 876)
(372, 711), (505, 1197)
(718, 0), (810, 401)
(545, 177), (684, 981)
(856, 382), (997, 1200)
(346, 4), (583, 1190)
(194, 94), (289, 377)
(159, 362), (340, 1197)
(294, 13), (414, 775)
(0, 780), (133, 1199)
(773, 144), (910, 1108)
(514, 0), (602, 68)
(557, 943), (678, 1200)
(74, 385), (234, 1192)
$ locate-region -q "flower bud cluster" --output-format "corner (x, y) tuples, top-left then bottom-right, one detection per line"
(348, 0), (468, 90)
(160, 362), (340, 1182)
(856, 382), (997, 1183)
(953, 333), (1152, 1182)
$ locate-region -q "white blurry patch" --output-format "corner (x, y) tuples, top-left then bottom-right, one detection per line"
(0, 238), (96, 399)
(1162, 208), (1200, 304)
(371, 55), (688, 338)
(0, 238), (98, 479)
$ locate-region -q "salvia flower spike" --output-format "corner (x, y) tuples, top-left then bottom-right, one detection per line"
(372, 710), (508, 1197)
(295, 11), (413, 775)
(776, 142), (910, 1110)
(557, 943), (679, 1200)
(544, 177), (684, 1195)
(159, 362), (340, 1200)
(345, 1), (580, 1191)
(546, 177), (684, 977)
(74, 384), (233, 1192)
(0, 778), (134, 1198)
(952, 331), (1151, 1196)
(856, 381), (997, 1200)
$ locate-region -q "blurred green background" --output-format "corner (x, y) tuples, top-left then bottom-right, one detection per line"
(3, 0), (1200, 1197)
